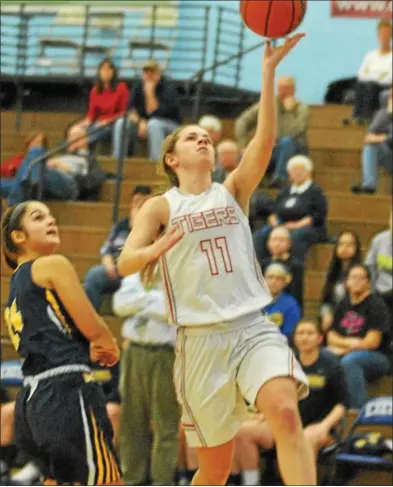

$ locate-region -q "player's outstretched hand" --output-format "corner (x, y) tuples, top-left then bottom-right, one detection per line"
(151, 225), (184, 260)
(264, 33), (305, 70)
(90, 336), (120, 367)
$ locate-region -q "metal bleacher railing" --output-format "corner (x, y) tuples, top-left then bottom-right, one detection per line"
(0, 2), (252, 120)
(1, 1), (267, 223)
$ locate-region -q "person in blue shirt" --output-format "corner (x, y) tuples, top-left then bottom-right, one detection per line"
(264, 262), (301, 340)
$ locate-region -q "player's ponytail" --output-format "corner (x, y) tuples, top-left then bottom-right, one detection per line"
(161, 127), (185, 187)
(1, 202), (29, 269)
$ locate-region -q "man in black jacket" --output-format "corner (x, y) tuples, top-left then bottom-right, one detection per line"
(113, 60), (181, 161)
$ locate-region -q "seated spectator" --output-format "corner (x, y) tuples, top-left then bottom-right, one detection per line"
(84, 185), (152, 311)
(212, 139), (240, 183)
(0, 131), (42, 198)
(6, 130), (89, 205)
(365, 211), (392, 315)
(212, 139), (275, 230)
(259, 225), (304, 309)
(320, 231), (362, 334)
(113, 60), (181, 161)
(253, 155), (328, 263)
(352, 20), (392, 124)
(113, 261), (179, 486)
(235, 76), (308, 188)
(351, 87), (392, 194)
(234, 320), (347, 485)
(69, 58), (129, 154)
(264, 263), (301, 339)
(327, 264), (391, 409)
(198, 115), (223, 147)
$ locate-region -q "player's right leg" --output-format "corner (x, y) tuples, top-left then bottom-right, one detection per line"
(192, 439), (235, 486)
(173, 327), (247, 486)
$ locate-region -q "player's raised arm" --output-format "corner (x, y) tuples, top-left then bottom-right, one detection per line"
(225, 34), (305, 212)
(117, 195), (183, 277)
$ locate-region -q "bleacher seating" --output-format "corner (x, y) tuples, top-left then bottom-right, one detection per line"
(1, 105), (391, 407)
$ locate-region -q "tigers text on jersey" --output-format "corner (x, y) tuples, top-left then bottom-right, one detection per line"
(4, 260), (90, 376)
(161, 183), (272, 325)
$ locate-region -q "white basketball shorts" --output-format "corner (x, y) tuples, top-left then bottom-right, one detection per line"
(174, 311), (308, 448)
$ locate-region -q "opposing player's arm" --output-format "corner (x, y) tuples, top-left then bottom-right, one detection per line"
(32, 255), (114, 342)
(225, 34), (305, 214)
(117, 196), (183, 277)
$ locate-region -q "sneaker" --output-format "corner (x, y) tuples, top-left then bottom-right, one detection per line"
(351, 184), (376, 194)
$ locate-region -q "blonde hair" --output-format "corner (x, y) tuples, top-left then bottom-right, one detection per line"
(161, 126), (185, 187)
(140, 260), (160, 290)
(378, 19), (392, 31)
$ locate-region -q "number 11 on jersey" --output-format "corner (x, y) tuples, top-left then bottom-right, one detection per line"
(200, 237), (233, 276)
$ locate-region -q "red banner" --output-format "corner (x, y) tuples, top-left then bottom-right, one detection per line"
(331, 0), (392, 19)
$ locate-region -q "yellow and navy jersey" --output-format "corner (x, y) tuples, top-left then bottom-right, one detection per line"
(4, 260), (90, 376)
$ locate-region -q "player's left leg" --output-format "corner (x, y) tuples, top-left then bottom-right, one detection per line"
(236, 319), (315, 485)
(255, 377), (316, 485)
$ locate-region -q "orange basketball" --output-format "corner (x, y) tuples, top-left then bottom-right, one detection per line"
(240, 0), (307, 39)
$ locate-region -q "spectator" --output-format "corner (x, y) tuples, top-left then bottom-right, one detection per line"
(235, 76), (308, 188)
(198, 115), (223, 147)
(365, 211), (392, 314)
(259, 225), (304, 309)
(253, 155), (328, 262)
(327, 264), (391, 409)
(234, 320), (347, 485)
(6, 130), (87, 205)
(212, 139), (275, 230)
(212, 139), (240, 183)
(352, 20), (392, 123)
(263, 263), (301, 340)
(320, 231), (362, 334)
(0, 131), (42, 197)
(351, 87), (392, 194)
(113, 60), (181, 161)
(84, 185), (152, 311)
(113, 262), (179, 486)
(69, 58), (129, 152)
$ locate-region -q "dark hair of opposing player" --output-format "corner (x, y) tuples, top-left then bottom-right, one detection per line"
(1, 203), (30, 269)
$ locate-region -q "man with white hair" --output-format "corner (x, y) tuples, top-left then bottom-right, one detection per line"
(198, 114), (223, 146)
(235, 76), (309, 188)
(213, 139), (276, 230)
(253, 155), (328, 262)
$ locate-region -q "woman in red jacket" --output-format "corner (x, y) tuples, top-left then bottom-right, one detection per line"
(69, 58), (129, 154)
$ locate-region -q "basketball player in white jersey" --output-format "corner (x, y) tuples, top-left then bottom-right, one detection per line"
(118, 34), (316, 486)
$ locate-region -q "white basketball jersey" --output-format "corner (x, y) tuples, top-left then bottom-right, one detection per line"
(161, 183), (272, 326)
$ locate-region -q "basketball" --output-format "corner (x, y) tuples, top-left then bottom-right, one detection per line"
(240, 0), (307, 39)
